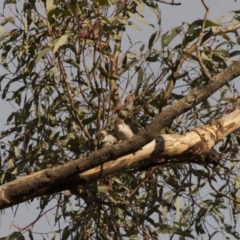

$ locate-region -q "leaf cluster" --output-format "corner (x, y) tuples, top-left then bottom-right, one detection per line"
(0, 0), (240, 239)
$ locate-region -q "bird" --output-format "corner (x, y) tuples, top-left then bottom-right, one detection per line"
(114, 118), (134, 141)
(96, 130), (118, 148)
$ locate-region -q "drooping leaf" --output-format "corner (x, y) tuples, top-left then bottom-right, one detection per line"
(148, 31), (158, 49)
(128, 22), (142, 31)
(161, 26), (182, 48)
(34, 46), (51, 65)
(53, 35), (68, 54)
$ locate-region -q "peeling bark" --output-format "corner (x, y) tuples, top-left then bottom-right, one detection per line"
(0, 59), (240, 209)
(0, 108), (240, 209)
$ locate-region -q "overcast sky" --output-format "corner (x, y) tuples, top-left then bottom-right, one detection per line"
(0, 0), (239, 239)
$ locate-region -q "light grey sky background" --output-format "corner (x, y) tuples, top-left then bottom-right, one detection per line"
(0, 0), (240, 239)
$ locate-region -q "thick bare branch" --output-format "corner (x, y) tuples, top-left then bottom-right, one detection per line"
(0, 59), (240, 209)
(80, 109), (240, 179)
(0, 107), (240, 209)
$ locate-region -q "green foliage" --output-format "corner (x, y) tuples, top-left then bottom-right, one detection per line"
(0, 0), (240, 239)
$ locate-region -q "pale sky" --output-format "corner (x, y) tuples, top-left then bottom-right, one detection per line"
(0, 0), (239, 239)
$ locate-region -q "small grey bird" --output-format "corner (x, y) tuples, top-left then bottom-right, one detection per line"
(96, 130), (118, 148)
(114, 118), (134, 141)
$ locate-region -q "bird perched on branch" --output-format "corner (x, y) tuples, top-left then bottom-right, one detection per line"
(96, 130), (118, 148)
(114, 118), (134, 141)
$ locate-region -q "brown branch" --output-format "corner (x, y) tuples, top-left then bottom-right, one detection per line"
(212, 22), (240, 35)
(17, 205), (57, 232)
(164, 7), (240, 101)
(110, 1), (139, 112)
(206, 166), (240, 204)
(58, 57), (92, 141)
(127, 169), (156, 201)
(0, 59), (240, 209)
(156, 0), (181, 5)
(196, 0), (212, 80)
(110, 27), (123, 111)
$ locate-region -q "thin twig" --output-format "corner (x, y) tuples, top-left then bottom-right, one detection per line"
(196, 0), (212, 81)
(165, 21), (240, 97)
(212, 22), (240, 35)
(156, 0), (181, 5)
(58, 56), (92, 141)
(206, 166), (240, 204)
